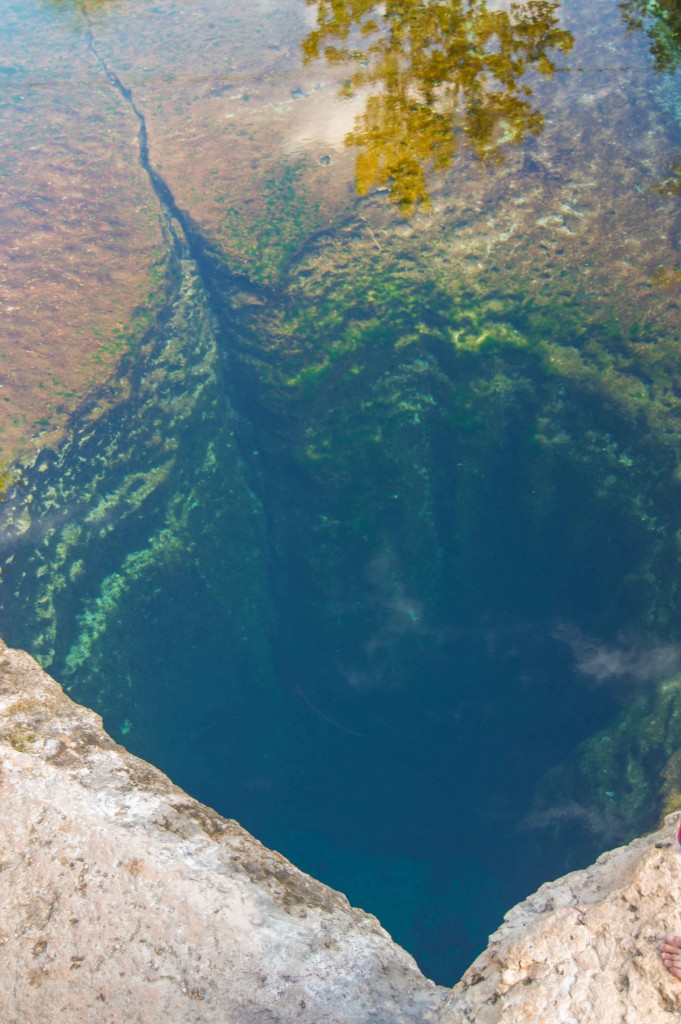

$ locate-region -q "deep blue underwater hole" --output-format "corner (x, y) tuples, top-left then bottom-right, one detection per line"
(74, 417), (638, 985)
(1, 278), (669, 987)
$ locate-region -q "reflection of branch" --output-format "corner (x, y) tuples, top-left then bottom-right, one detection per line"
(303, 0), (573, 214)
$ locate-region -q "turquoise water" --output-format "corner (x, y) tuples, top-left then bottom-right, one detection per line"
(1, 0), (681, 987)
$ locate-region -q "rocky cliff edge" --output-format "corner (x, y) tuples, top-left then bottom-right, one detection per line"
(1, 639), (681, 1023)
(452, 810), (681, 1022)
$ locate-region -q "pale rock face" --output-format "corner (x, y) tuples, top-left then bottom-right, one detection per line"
(452, 816), (681, 1023)
(0, 641), (451, 1024)
(1, 638), (680, 1024)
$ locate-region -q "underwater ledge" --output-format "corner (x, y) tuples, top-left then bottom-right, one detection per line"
(0, 638), (679, 1023)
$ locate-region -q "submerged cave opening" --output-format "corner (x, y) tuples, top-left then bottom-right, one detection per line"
(92, 410), (657, 983)
(82, 349), (681, 982)
(236, 381), (670, 983)
(1, 248), (678, 986)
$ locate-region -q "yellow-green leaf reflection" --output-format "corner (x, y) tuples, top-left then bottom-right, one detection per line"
(303, 0), (573, 214)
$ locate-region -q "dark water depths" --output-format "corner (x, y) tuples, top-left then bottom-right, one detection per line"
(2, 0), (681, 989)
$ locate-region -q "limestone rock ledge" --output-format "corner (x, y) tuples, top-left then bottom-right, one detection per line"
(3, 638), (681, 1024)
(451, 815), (681, 1023)
(0, 641), (451, 1024)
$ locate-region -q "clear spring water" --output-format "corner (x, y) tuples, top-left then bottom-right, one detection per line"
(1, 0), (681, 986)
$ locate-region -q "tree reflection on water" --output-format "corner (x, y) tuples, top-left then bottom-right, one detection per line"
(303, 0), (573, 213)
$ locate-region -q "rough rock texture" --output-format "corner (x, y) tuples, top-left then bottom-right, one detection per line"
(0, 640), (451, 1024)
(452, 816), (681, 1023)
(3, 635), (681, 1024)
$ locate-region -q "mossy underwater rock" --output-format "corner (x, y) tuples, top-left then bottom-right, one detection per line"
(530, 672), (681, 860)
